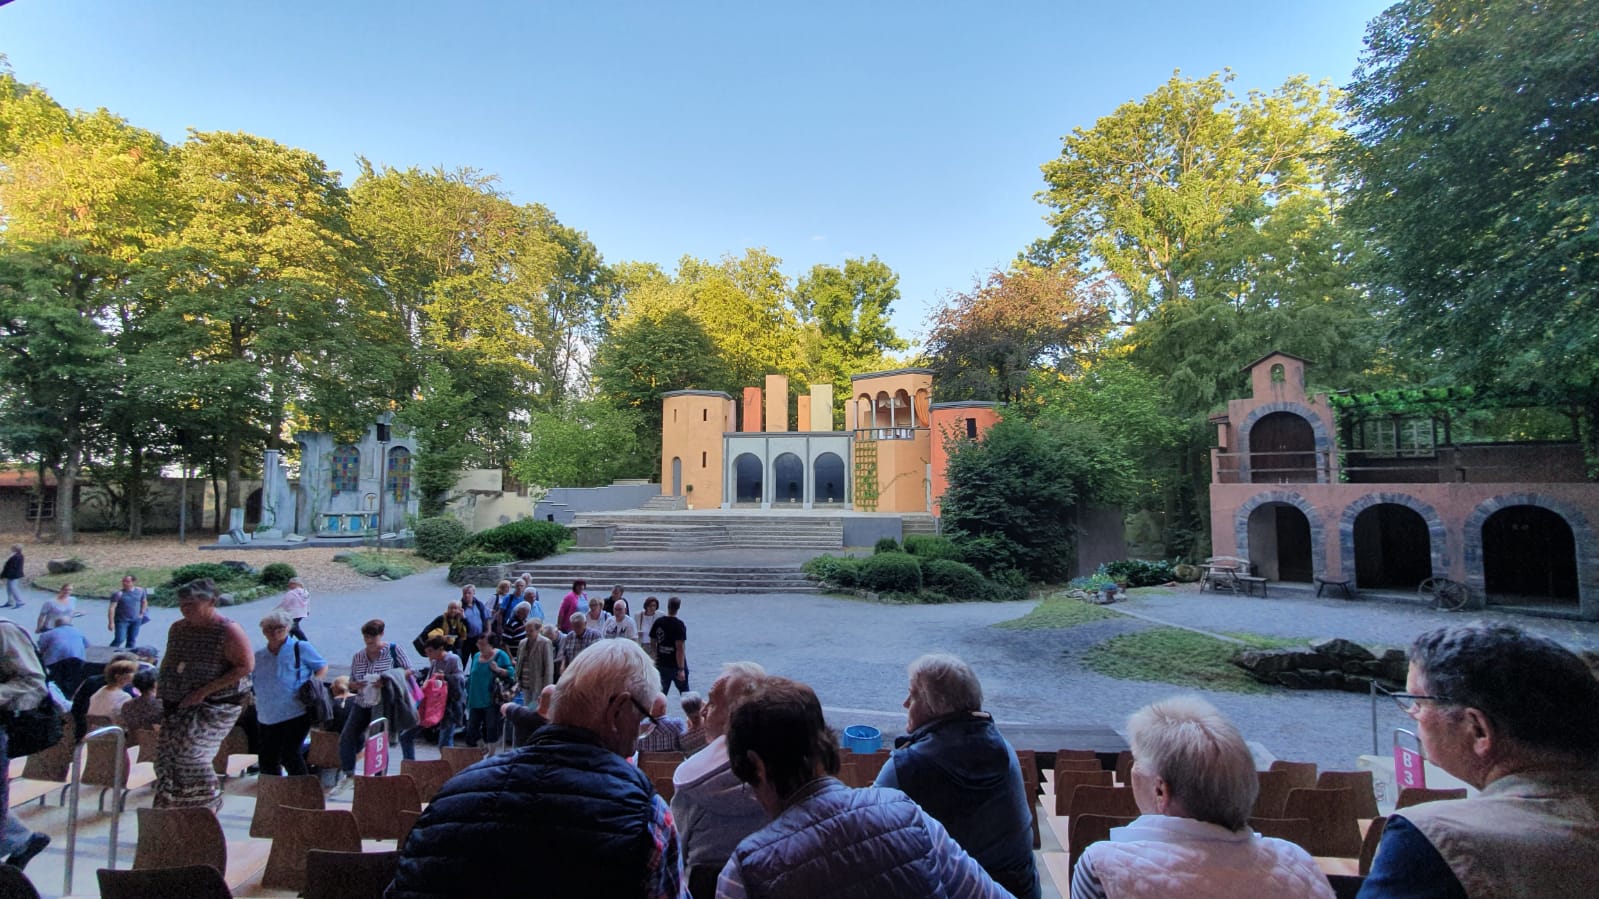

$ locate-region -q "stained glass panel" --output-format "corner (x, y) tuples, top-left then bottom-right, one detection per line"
(331, 444), (360, 495)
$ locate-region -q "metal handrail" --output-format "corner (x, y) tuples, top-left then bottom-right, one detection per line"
(64, 724), (126, 895)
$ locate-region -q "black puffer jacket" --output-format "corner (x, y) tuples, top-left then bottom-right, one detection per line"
(389, 724), (659, 898)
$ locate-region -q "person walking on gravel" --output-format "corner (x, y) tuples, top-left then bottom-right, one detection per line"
(2, 545), (24, 609)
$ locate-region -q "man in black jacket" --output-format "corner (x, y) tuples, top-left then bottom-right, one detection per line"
(390, 639), (683, 898)
(2, 544), (23, 608)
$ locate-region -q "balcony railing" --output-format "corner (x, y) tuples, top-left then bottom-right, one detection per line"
(854, 427), (921, 441)
(1211, 441), (1590, 485)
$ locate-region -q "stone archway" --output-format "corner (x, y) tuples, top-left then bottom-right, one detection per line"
(1235, 491), (1326, 581)
(1339, 492), (1449, 589)
(1464, 493), (1595, 617)
(1236, 402), (1333, 483)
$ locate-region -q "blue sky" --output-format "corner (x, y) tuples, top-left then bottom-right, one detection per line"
(1, 0), (1391, 345)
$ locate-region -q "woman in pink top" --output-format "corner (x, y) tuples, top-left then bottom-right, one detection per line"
(556, 579), (585, 634)
(274, 577), (311, 640)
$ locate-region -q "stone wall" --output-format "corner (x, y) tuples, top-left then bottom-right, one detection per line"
(1232, 637), (1407, 692)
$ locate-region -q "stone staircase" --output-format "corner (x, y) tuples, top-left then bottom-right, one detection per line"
(640, 494), (686, 511)
(573, 512), (845, 550)
(901, 514), (939, 537)
(513, 560), (820, 594)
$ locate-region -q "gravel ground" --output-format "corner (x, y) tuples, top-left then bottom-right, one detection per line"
(8, 541), (1595, 772)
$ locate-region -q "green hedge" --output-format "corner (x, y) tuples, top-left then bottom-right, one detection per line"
(904, 535), (964, 563)
(923, 558), (990, 600)
(449, 549), (515, 583)
(859, 552), (923, 593)
(466, 519), (568, 561)
(166, 562), (244, 587)
(873, 537), (902, 555)
(259, 562), (297, 589)
(414, 516), (468, 562)
(802, 555), (862, 588)
(1099, 559), (1177, 588)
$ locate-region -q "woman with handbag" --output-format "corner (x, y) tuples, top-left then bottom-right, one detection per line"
(400, 636), (465, 760)
(252, 610), (328, 776)
(337, 619), (413, 785)
(155, 579), (254, 810)
(462, 633), (514, 748)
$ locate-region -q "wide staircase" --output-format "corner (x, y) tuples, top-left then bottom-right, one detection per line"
(513, 559), (820, 594)
(571, 512), (846, 551)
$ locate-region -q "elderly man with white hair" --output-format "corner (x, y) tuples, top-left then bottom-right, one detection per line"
(874, 653), (1038, 898)
(391, 638), (684, 898)
(671, 661), (771, 898)
(1070, 696), (1332, 899)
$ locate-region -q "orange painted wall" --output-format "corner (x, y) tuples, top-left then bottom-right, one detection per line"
(928, 404), (1002, 514)
(660, 392), (730, 508)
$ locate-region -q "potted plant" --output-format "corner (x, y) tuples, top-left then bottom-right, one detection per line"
(684, 484), (694, 510)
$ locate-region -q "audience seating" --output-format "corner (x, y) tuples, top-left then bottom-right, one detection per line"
(1113, 750), (1133, 787)
(1067, 813), (1136, 873)
(638, 750), (684, 768)
(1316, 770), (1379, 818)
(1067, 785), (1140, 819)
(641, 757), (681, 784)
(1270, 759), (1318, 790)
(250, 774), (326, 838)
(81, 729), (156, 812)
(1359, 816), (1386, 875)
(303, 848), (401, 899)
(1252, 769), (1294, 819)
(854, 749), (891, 784)
(1052, 758), (1103, 774)
(130, 727), (160, 764)
(396, 809), (421, 849)
(400, 759), (454, 803)
(99, 864), (233, 899)
(440, 745), (488, 774)
(1055, 748), (1098, 762)
(262, 806), (363, 891)
(212, 726), (255, 779)
(1395, 787), (1467, 809)
(132, 805), (272, 889)
(1014, 749), (1041, 850)
(351, 774), (423, 841)
(1282, 787), (1363, 857)
(1249, 816), (1317, 848)
(11, 713), (75, 808)
(651, 772), (675, 802)
(1052, 769), (1115, 816)
(835, 755), (863, 788)
(306, 729), (342, 771)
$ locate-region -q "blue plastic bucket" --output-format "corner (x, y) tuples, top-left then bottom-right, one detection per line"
(842, 724), (882, 753)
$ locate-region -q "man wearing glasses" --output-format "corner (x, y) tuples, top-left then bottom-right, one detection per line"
(1360, 624), (1599, 898)
(391, 639), (684, 898)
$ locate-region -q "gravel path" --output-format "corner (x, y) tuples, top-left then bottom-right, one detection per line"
(9, 546), (1596, 773)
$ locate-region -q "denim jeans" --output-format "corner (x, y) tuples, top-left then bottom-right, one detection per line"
(111, 618), (141, 649)
(0, 727), (37, 856)
(462, 705), (502, 747)
(399, 720), (456, 761)
(4, 579), (21, 607)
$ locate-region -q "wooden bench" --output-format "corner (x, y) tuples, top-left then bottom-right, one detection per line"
(1315, 576), (1355, 599)
(1237, 575), (1269, 597)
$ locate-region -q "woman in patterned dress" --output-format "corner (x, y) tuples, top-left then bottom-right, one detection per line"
(154, 578), (254, 810)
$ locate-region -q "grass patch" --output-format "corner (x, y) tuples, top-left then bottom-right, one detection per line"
(343, 550), (422, 580)
(1083, 627), (1298, 693)
(33, 565), (173, 598)
(1221, 631), (1309, 650)
(995, 594), (1122, 630)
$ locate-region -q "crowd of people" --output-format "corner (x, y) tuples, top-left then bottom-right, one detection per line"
(0, 549), (1595, 898)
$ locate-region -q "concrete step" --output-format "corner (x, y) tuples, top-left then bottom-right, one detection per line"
(512, 563), (818, 595)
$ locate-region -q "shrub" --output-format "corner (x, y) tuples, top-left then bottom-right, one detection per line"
(903, 535), (964, 563)
(449, 549), (514, 583)
(467, 519), (568, 561)
(414, 516), (469, 562)
(802, 554), (863, 588)
(345, 551), (419, 579)
(923, 559), (991, 600)
(1099, 559), (1177, 588)
(873, 537), (902, 555)
(951, 534), (1021, 577)
(990, 568), (1028, 602)
(859, 552), (923, 593)
(259, 562), (297, 589)
(166, 562), (245, 587)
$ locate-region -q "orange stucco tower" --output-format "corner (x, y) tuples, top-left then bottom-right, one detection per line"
(661, 390), (736, 508)
(928, 401), (1002, 514)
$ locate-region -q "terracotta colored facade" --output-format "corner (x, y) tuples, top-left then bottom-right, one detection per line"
(928, 401), (1002, 515)
(1209, 352), (1599, 619)
(660, 390), (738, 508)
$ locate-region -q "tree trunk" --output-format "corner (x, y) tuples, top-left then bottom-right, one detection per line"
(126, 444), (145, 539)
(55, 450), (80, 546)
(32, 462), (47, 540)
(225, 428), (242, 521)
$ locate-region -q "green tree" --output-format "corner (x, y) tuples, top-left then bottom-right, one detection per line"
(794, 256), (908, 392)
(1342, 0), (1599, 459)
(924, 262), (1110, 403)
(514, 398), (643, 488)
(395, 365), (478, 516)
(593, 308), (731, 446)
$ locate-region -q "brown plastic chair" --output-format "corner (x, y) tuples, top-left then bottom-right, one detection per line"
(1067, 813), (1136, 873)
(1055, 748), (1098, 762)
(440, 745), (488, 774)
(1395, 787), (1467, 809)
(1068, 785), (1140, 819)
(1270, 759), (1318, 790)
(1052, 769), (1114, 816)
(1054, 758), (1103, 773)
(306, 729), (342, 770)
(351, 774), (422, 840)
(856, 749), (892, 784)
(400, 759), (454, 803)
(1359, 815), (1387, 875)
(134, 806), (227, 873)
(131, 727), (160, 764)
(250, 774), (326, 838)
(638, 750), (684, 768)
(83, 730), (155, 812)
(641, 757), (680, 783)
(651, 772), (675, 802)
(836, 755), (864, 788)
(1249, 816), (1317, 850)
(302, 848), (401, 899)
(262, 806), (362, 891)
(21, 713), (75, 782)
(1113, 751), (1133, 787)
(1283, 787), (1363, 857)
(1317, 770), (1380, 818)
(1252, 769), (1294, 819)
(1014, 748), (1041, 850)
(397, 809), (421, 849)
(212, 725), (254, 777)
(100, 864), (232, 899)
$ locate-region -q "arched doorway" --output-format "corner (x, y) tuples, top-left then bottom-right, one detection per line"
(774, 453), (804, 505)
(671, 457), (682, 496)
(1247, 502), (1313, 582)
(1354, 504), (1432, 589)
(1482, 506), (1579, 605)
(814, 453), (845, 504)
(1250, 412), (1316, 483)
(245, 488), (262, 526)
(734, 453), (763, 504)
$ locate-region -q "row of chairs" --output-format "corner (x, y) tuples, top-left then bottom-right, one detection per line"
(636, 746), (893, 802)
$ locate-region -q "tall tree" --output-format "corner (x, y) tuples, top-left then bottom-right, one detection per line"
(794, 256), (909, 391)
(593, 308), (731, 472)
(1343, 0), (1599, 459)
(924, 261), (1110, 403)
